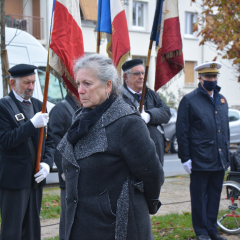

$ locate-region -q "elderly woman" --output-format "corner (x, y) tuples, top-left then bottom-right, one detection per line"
(57, 54), (164, 240)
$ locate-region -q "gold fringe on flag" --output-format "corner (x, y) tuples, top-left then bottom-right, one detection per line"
(116, 51), (131, 76)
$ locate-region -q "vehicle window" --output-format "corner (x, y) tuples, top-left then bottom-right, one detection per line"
(228, 111), (239, 122)
(38, 67), (67, 104)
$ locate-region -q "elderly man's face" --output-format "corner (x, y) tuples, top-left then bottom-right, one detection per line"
(11, 74), (35, 100)
(124, 65), (145, 93)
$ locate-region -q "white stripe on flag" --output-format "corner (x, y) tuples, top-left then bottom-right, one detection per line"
(164, 0), (179, 20)
(110, 0), (125, 21)
(57, 0), (82, 28)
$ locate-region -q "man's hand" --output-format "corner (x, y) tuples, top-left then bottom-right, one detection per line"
(30, 111), (49, 128)
(141, 106), (151, 124)
(34, 162), (50, 183)
(182, 159), (192, 174)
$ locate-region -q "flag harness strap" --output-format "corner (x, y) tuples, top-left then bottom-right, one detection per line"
(4, 95), (37, 173)
(61, 99), (75, 115)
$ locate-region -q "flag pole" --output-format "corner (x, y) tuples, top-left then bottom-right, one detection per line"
(35, 36), (51, 174)
(139, 40), (153, 113)
(96, 31), (100, 53)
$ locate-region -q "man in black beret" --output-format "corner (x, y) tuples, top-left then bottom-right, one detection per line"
(0, 64), (55, 240)
(121, 59), (171, 166)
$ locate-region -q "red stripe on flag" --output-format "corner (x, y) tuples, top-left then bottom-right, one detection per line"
(50, 1), (84, 79)
(111, 10), (130, 66)
(155, 17), (184, 91)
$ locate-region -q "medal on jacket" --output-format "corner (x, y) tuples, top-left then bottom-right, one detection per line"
(221, 98), (225, 104)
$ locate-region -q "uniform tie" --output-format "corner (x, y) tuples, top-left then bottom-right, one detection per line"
(134, 93), (141, 102)
(23, 100), (31, 106)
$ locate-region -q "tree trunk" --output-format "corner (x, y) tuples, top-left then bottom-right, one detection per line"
(0, 0), (8, 97)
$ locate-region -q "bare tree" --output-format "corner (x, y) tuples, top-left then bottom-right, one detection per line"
(0, 0), (8, 97)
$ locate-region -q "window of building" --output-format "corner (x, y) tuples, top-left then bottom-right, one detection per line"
(79, 0), (97, 21)
(132, 1), (146, 29)
(185, 12), (196, 35)
(184, 61), (196, 86)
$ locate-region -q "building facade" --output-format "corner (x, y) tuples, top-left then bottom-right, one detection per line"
(5, 0), (240, 107)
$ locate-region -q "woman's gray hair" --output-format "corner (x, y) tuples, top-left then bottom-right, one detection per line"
(74, 54), (121, 97)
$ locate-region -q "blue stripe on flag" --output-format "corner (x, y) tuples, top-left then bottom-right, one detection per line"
(150, 0), (165, 46)
(96, 0), (112, 34)
(50, 0), (56, 32)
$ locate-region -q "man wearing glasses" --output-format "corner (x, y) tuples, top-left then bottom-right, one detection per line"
(121, 59), (171, 166)
(176, 62), (229, 240)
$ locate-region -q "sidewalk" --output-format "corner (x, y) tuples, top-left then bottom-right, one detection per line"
(41, 175), (240, 240)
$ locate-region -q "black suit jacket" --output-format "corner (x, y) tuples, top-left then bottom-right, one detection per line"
(49, 94), (79, 188)
(0, 91), (55, 189)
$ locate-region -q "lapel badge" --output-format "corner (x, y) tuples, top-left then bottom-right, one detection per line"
(221, 98), (225, 104)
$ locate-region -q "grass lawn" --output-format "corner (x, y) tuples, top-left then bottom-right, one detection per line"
(151, 212), (196, 239)
(41, 193), (61, 219)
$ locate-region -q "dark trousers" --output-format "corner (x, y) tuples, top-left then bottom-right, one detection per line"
(190, 170), (224, 235)
(60, 188), (66, 240)
(0, 186), (43, 240)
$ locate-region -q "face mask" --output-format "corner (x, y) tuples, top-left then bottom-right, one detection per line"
(202, 80), (217, 91)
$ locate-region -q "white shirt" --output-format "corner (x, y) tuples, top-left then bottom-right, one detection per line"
(12, 90), (32, 103)
(127, 86), (142, 95)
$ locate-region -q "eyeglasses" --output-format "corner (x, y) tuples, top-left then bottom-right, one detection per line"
(202, 75), (218, 80)
(130, 71), (145, 76)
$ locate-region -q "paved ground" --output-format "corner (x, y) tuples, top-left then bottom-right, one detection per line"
(41, 176), (240, 240)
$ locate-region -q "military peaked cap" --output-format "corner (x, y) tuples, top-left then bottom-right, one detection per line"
(122, 59), (143, 71)
(194, 62), (222, 75)
(8, 64), (37, 78)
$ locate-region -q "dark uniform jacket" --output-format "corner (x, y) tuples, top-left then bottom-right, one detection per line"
(0, 91), (55, 189)
(176, 83), (230, 171)
(49, 94), (78, 189)
(121, 83), (171, 165)
(57, 96), (164, 240)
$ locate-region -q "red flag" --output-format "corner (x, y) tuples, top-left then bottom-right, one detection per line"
(49, 0), (84, 97)
(155, 0), (184, 91)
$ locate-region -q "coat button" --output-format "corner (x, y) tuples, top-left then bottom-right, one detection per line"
(219, 148), (221, 151)
(76, 169), (79, 172)
(218, 130), (221, 133)
(74, 197), (77, 202)
(65, 166), (68, 172)
(215, 111), (218, 114)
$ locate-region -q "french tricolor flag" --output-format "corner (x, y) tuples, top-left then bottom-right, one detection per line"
(151, 0), (184, 91)
(49, 0), (84, 97)
(97, 0), (130, 72)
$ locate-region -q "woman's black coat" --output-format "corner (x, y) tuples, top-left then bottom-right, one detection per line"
(58, 96), (164, 240)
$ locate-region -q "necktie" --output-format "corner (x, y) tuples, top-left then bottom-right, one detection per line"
(23, 100), (31, 106)
(134, 93), (141, 102)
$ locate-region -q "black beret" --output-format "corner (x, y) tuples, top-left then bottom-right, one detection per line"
(122, 59), (143, 71)
(8, 64), (37, 78)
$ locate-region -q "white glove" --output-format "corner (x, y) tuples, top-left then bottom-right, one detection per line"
(140, 106), (151, 124)
(30, 111), (49, 128)
(182, 159), (192, 174)
(34, 162), (50, 183)
(61, 173), (65, 181)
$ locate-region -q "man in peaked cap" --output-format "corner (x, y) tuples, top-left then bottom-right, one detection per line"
(0, 64), (55, 240)
(121, 59), (171, 166)
(176, 62), (228, 240)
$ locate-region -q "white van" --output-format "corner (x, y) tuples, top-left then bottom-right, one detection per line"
(0, 27), (65, 183)
(0, 27), (67, 111)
